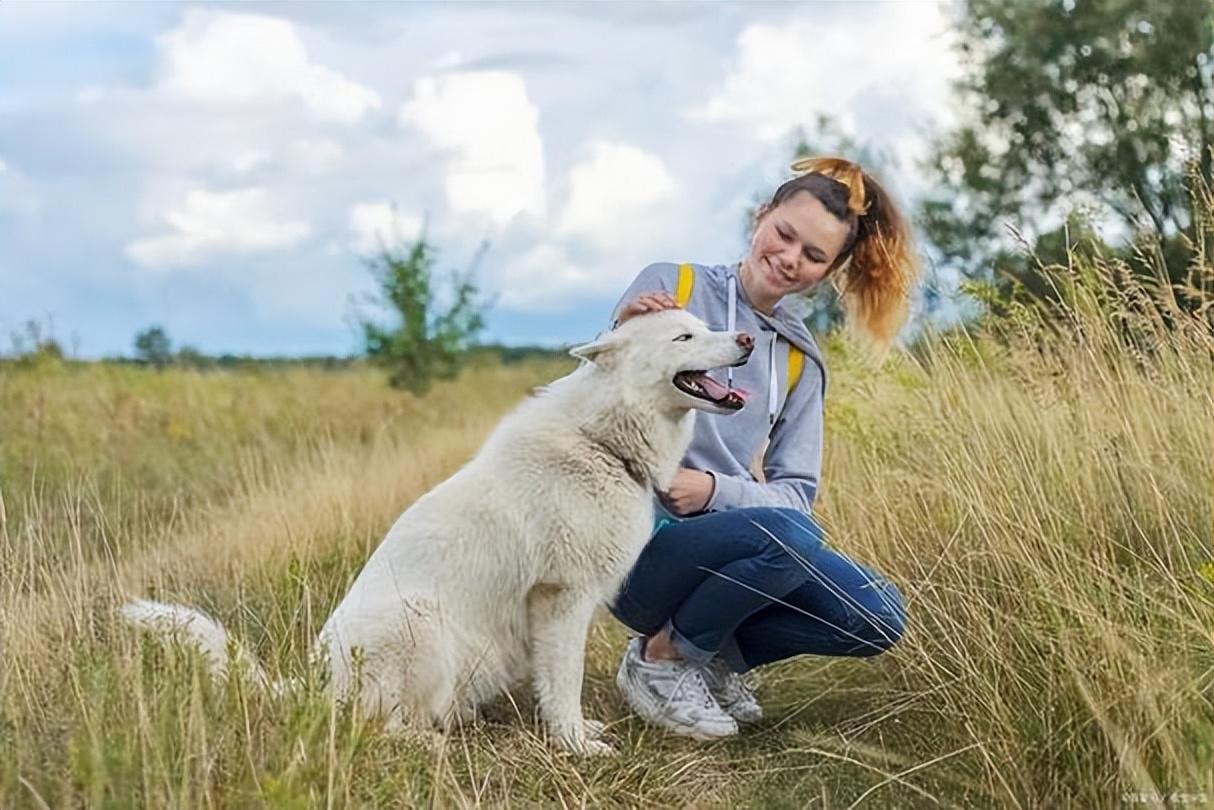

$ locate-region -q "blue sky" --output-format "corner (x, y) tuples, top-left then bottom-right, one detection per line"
(0, 1), (961, 357)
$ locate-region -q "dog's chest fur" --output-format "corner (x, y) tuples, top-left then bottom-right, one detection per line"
(465, 373), (694, 589)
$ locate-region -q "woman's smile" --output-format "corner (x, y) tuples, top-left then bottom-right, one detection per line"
(762, 256), (797, 288)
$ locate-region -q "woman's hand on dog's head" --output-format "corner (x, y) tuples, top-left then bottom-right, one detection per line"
(616, 292), (680, 325)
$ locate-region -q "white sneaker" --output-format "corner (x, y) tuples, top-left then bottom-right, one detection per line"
(615, 638), (738, 741)
(702, 656), (763, 723)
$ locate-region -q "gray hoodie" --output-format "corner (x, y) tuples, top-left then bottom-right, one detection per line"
(609, 262), (827, 518)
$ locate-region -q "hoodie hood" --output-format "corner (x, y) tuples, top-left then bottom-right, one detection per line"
(714, 264), (827, 393)
(725, 264), (822, 357)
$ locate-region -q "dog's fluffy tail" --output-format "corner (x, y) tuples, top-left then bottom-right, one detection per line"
(120, 599), (274, 689)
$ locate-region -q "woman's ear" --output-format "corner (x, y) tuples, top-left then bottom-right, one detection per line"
(569, 332), (621, 366)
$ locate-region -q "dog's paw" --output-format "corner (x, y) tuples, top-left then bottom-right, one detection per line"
(579, 737), (616, 756)
(552, 722), (616, 756)
(564, 736), (616, 757)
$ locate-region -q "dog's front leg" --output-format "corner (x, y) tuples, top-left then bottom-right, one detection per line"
(526, 586), (613, 755)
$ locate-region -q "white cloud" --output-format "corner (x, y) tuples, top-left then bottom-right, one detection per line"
(231, 149), (271, 174)
(690, 6), (959, 163)
(496, 243), (593, 311)
(0, 156), (6, 173)
(558, 141), (677, 247)
(464, 141), (686, 313)
(288, 138), (344, 173)
(432, 50), (464, 70)
(399, 71), (546, 227)
(347, 202), (423, 254)
(125, 187), (311, 267)
(155, 9), (381, 124)
(488, 141), (680, 311)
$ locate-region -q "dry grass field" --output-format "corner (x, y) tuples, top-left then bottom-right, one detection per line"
(2, 246), (1212, 807)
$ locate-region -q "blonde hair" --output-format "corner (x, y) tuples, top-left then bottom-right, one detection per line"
(760, 156), (921, 354)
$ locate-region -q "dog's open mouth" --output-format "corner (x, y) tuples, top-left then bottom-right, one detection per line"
(673, 371), (749, 411)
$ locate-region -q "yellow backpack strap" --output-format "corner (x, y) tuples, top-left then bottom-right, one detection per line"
(787, 345), (804, 397)
(675, 263), (695, 307)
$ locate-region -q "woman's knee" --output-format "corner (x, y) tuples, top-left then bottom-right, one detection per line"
(850, 581), (908, 656)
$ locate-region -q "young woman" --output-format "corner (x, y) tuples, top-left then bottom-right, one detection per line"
(608, 157), (919, 740)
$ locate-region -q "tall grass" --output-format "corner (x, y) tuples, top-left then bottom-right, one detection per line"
(1, 216), (1212, 805)
(818, 238), (1214, 806)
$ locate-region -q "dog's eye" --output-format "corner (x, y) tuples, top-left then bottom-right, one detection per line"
(672, 333), (693, 342)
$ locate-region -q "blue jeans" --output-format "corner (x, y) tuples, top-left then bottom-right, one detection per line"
(611, 507), (907, 673)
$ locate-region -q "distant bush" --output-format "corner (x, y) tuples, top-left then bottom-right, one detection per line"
(4, 317), (67, 369)
(133, 326), (172, 369)
(355, 230), (491, 395)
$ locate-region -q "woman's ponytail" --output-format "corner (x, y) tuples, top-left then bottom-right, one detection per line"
(839, 171), (918, 354)
(785, 157), (921, 356)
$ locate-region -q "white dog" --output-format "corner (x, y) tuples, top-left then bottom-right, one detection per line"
(123, 309), (753, 755)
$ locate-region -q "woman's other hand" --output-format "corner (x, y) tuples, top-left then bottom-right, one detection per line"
(615, 291), (679, 325)
(660, 468), (715, 516)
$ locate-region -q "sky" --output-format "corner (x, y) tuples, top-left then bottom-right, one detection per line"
(0, 1), (962, 358)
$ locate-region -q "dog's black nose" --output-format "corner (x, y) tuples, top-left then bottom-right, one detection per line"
(736, 332), (754, 351)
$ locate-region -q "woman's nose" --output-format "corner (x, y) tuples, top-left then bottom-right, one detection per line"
(736, 332), (754, 350)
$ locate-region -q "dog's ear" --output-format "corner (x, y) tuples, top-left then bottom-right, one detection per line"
(569, 332), (621, 366)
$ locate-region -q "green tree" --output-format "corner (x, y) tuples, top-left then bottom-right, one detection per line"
(133, 326), (173, 369)
(357, 232), (490, 395)
(920, 0), (1214, 298)
(175, 345), (213, 370)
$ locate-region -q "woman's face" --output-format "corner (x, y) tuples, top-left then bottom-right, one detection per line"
(743, 191), (852, 310)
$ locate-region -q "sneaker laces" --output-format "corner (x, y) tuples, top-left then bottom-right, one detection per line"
(667, 664), (718, 712)
(704, 657), (755, 704)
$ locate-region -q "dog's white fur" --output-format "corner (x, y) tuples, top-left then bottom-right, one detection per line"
(123, 309), (750, 755)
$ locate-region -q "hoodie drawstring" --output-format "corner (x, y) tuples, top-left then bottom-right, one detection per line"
(727, 275), (737, 390)
(767, 337), (778, 425)
(728, 274), (780, 426)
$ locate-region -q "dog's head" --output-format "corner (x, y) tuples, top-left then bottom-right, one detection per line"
(569, 309), (754, 415)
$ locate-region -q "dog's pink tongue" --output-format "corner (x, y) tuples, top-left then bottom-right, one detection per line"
(701, 375), (750, 402)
